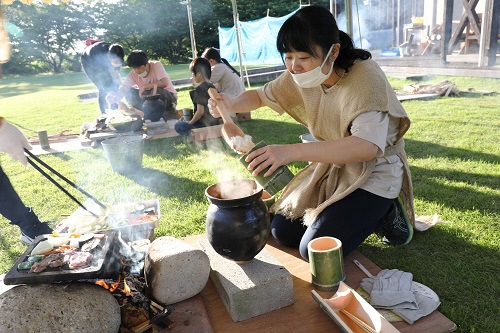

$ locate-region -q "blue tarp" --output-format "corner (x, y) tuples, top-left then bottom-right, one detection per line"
(218, 8), (299, 65)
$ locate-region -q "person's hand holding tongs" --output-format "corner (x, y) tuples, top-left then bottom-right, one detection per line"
(1, 118), (106, 217)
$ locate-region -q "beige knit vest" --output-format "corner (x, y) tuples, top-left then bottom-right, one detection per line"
(268, 59), (415, 226)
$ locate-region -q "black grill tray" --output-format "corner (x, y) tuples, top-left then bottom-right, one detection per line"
(4, 233), (116, 285)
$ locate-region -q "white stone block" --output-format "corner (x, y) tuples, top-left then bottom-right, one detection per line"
(145, 236), (210, 305)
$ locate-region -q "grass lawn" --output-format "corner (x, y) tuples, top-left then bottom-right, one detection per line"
(0, 69), (499, 333)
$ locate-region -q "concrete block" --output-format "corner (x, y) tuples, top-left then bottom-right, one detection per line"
(198, 238), (294, 322)
(145, 119), (168, 136)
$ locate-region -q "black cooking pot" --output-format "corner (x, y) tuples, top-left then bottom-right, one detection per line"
(205, 179), (270, 263)
(142, 98), (165, 122)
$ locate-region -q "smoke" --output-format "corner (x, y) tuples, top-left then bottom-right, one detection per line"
(216, 179), (256, 200)
(204, 138), (259, 199)
(205, 138), (248, 182)
(335, 4), (387, 50)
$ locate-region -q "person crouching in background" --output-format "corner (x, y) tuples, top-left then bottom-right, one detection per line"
(174, 58), (219, 136)
(106, 50), (178, 122)
(81, 40), (125, 114)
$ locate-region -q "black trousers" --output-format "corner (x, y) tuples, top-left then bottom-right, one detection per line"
(0, 165), (40, 228)
(81, 56), (119, 114)
(271, 189), (393, 261)
(126, 87), (177, 122)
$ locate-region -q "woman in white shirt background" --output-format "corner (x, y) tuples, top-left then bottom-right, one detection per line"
(202, 47), (245, 98)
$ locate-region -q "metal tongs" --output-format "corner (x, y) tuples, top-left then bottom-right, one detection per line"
(24, 148), (107, 218)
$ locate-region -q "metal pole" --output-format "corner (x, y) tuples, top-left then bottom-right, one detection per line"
(345, 0), (353, 37)
(186, 0), (197, 59)
(441, 0), (454, 64)
(478, 0), (490, 67)
(231, 0), (244, 80)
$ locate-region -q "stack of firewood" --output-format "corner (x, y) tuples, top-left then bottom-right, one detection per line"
(403, 80), (459, 96)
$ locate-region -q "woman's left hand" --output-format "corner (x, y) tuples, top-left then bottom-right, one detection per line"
(245, 144), (293, 177)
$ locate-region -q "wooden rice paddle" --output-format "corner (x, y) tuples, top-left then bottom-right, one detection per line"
(143, 83), (160, 100)
(208, 88), (246, 148)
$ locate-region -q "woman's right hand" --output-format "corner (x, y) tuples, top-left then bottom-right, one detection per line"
(208, 92), (230, 119)
(0, 119), (32, 166)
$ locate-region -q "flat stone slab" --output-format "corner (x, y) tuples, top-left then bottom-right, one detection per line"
(0, 282), (121, 333)
(198, 237), (294, 322)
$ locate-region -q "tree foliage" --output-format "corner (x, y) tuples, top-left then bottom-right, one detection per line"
(93, 0), (196, 64)
(2, 0), (330, 74)
(4, 1), (94, 74)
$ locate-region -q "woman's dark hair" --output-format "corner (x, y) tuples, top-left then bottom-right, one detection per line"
(202, 47), (241, 77)
(108, 44), (125, 65)
(190, 57), (211, 80)
(202, 47), (221, 62)
(126, 50), (148, 68)
(276, 5), (371, 72)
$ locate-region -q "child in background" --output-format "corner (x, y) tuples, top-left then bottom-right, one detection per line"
(174, 58), (219, 136)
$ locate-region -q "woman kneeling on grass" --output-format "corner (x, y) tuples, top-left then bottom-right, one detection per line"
(208, 5), (415, 261)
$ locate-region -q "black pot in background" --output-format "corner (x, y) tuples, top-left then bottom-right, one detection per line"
(142, 98), (165, 122)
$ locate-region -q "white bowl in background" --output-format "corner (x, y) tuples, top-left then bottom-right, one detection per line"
(300, 133), (318, 143)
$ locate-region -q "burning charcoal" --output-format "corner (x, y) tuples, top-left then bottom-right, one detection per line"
(130, 294), (150, 311)
(121, 304), (149, 330)
(128, 262), (144, 276)
(125, 276), (147, 294)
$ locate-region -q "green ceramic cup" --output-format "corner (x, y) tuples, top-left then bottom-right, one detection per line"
(239, 141), (294, 196)
(308, 237), (346, 292)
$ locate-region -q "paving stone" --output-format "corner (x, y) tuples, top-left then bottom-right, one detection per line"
(0, 283), (120, 333)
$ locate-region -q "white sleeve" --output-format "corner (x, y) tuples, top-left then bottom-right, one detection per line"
(209, 64), (223, 83)
(350, 111), (389, 156)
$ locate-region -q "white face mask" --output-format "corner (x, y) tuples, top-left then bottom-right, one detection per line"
(290, 45), (334, 88)
(137, 70), (148, 78)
